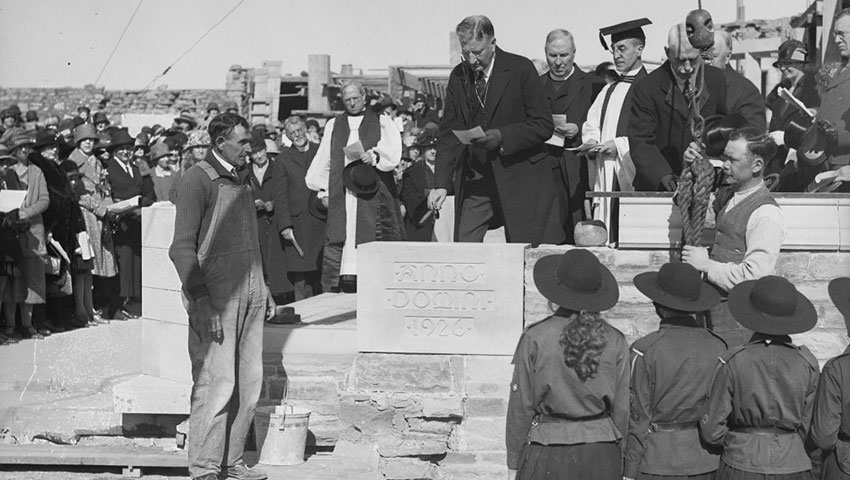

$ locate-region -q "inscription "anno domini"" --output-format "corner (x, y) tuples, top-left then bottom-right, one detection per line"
(392, 263), (485, 284)
(385, 289), (495, 311)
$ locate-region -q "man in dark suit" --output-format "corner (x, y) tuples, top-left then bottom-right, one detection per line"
(428, 15), (560, 245)
(275, 116), (326, 301)
(540, 29), (605, 243)
(629, 23), (728, 191)
(710, 30), (766, 132)
(106, 129), (154, 319)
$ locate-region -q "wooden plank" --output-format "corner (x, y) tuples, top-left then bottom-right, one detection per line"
(0, 444), (187, 468)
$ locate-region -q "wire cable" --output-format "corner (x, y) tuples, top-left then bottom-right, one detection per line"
(139, 0), (246, 93)
(93, 0), (145, 86)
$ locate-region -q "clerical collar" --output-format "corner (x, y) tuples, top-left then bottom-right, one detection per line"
(620, 65), (643, 78)
(549, 65), (575, 82)
(211, 149), (236, 177)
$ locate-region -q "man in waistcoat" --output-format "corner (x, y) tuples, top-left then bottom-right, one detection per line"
(305, 82), (404, 293)
(582, 18), (651, 242)
(540, 29), (606, 243)
(682, 128), (786, 346)
(428, 15), (561, 245)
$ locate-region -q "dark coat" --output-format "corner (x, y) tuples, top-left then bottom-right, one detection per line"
(274, 143), (325, 273)
(817, 64), (850, 167)
(242, 160), (291, 295)
(810, 346), (850, 478)
(766, 72), (821, 133)
(435, 47), (561, 245)
(540, 69), (605, 241)
(107, 158), (155, 205)
(629, 62), (728, 191)
(723, 66), (766, 132)
(399, 161), (435, 242)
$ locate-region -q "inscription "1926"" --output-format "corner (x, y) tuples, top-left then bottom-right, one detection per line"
(405, 316), (474, 338)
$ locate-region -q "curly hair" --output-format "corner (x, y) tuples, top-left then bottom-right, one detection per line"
(560, 311), (609, 382)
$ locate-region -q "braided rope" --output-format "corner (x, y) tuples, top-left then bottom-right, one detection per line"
(675, 62), (715, 254)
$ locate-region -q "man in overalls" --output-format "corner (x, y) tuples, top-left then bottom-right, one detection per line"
(170, 113), (272, 480)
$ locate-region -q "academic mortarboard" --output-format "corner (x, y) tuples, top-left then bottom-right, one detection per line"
(599, 18), (652, 51)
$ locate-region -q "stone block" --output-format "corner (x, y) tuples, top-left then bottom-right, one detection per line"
(339, 399), (382, 427)
(141, 246), (182, 291)
(354, 354), (461, 394)
(794, 329), (849, 365)
(140, 287), (187, 324)
(357, 242), (527, 355)
(378, 433), (448, 457)
(809, 253), (850, 280)
(283, 376), (339, 400)
(407, 419), (455, 436)
(776, 253), (812, 282)
(419, 396), (463, 418)
(140, 319), (191, 383)
(457, 417), (505, 451)
(333, 439), (381, 470)
(382, 457), (437, 480)
(465, 396), (508, 417)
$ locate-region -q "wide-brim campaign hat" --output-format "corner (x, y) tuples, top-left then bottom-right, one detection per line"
(533, 248), (619, 312)
(784, 114), (828, 166)
(107, 129), (135, 151)
(634, 262), (720, 312)
(703, 114), (748, 157)
(829, 277), (850, 333)
(308, 191), (328, 221)
(342, 160), (379, 195)
(728, 275), (817, 335)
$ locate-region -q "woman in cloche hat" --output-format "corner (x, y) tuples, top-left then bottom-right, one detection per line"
(701, 276), (819, 480)
(506, 248), (628, 480)
(810, 277), (850, 479)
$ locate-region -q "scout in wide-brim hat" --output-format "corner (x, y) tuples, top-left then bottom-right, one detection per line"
(728, 276), (817, 335)
(533, 248), (619, 312)
(829, 277), (850, 334)
(634, 262), (720, 312)
(342, 160), (379, 196)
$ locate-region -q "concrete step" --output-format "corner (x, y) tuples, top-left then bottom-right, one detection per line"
(263, 293), (357, 357)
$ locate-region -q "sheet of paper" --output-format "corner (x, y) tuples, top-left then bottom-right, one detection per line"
(545, 114), (568, 146)
(0, 190), (27, 213)
(290, 233), (305, 258)
(452, 126), (486, 145)
(778, 87), (815, 119)
(566, 142), (599, 153)
(107, 195), (141, 215)
(343, 141), (366, 161)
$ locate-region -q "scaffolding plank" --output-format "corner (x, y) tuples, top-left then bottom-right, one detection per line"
(0, 445), (187, 468)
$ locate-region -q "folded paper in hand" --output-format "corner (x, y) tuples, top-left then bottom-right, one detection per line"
(453, 126), (486, 145)
(546, 114), (568, 146)
(0, 190), (27, 213)
(778, 87), (815, 119)
(343, 141), (366, 161)
(107, 195), (141, 215)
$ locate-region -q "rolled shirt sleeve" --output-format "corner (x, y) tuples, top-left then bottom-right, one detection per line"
(374, 115), (402, 172)
(305, 118), (334, 193)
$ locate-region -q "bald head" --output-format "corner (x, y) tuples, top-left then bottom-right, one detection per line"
(666, 23), (698, 56)
(710, 31), (732, 68)
(666, 23), (702, 80)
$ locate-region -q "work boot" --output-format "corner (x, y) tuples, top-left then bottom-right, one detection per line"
(226, 463), (268, 480)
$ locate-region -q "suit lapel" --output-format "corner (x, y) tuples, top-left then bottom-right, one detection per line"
(559, 69), (587, 112)
(485, 48), (510, 122)
(661, 64), (691, 120)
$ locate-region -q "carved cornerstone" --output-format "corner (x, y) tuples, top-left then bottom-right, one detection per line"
(357, 242), (528, 355)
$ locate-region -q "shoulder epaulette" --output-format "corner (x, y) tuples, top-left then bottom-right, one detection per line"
(525, 314), (557, 332)
(718, 344), (747, 365)
(795, 344), (819, 371)
(705, 328), (729, 349)
(631, 330), (664, 355)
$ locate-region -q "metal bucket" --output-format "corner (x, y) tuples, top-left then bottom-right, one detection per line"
(253, 405), (311, 465)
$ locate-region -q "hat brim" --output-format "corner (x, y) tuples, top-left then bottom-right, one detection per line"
(633, 272), (721, 312)
(728, 279), (817, 335)
(533, 253), (619, 312)
(342, 161), (379, 196)
(175, 117), (197, 127)
(107, 141), (135, 152)
(308, 192), (328, 220)
(773, 60), (806, 68)
(829, 277), (850, 332)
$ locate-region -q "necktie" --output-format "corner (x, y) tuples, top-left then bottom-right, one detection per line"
(475, 71), (487, 104)
(683, 78), (694, 104)
(124, 161), (133, 178)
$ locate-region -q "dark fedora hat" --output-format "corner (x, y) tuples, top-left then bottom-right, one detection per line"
(728, 276), (817, 335)
(634, 262), (720, 312)
(533, 248), (619, 312)
(342, 160), (379, 195)
(784, 115), (828, 166)
(107, 129), (134, 151)
(703, 114), (748, 157)
(829, 277), (850, 333)
(308, 191), (328, 221)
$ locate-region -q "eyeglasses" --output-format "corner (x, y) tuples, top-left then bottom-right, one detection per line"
(835, 30), (850, 39)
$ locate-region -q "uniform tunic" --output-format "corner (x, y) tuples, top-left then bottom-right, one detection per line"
(506, 312), (629, 474)
(625, 317), (727, 478)
(701, 334), (819, 476)
(810, 346), (850, 479)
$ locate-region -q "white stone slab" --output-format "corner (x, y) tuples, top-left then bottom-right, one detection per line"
(141, 203), (176, 249)
(838, 199), (850, 251)
(141, 247), (182, 291)
(141, 318), (192, 384)
(357, 242), (527, 355)
(141, 287), (188, 325)
(112, 374), (190, 414)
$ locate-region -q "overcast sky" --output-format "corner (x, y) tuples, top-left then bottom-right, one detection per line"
(0, 0), (814, 90)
